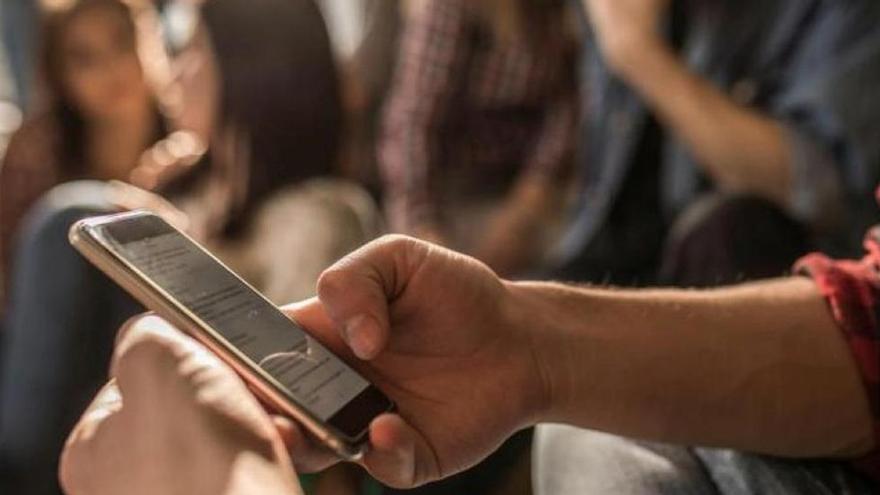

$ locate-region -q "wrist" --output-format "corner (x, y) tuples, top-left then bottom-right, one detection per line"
(603, 33), (669, 79)
(500, 281), (581, 426)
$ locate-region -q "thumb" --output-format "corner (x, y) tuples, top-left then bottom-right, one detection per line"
(316, 235), (428, 360)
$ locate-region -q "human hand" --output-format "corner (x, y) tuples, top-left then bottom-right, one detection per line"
(284, 236), (548, 488)
(474, 178), (555, 276)
(60, 316), (303, 495)
(129, 131), (205, 191)
(582, 0), (670, 73)
(107, 180), (192, 231)
(473, 213), (530, 277)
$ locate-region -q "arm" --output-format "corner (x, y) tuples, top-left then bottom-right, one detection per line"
(288, 236), (875, 487)
(614, 42), (792, 205)
(64, 237), (877, 491)
(582, 0), (793, 206)
(378, 0), (472, 240)
(511, 277), (874, 458)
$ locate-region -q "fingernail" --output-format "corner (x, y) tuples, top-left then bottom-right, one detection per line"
(343, 315), (377, 360)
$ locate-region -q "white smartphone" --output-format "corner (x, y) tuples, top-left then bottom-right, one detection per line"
(69, 210), (394, 460)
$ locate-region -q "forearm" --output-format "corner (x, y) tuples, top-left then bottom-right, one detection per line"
(506, 277), (874, 457)
(614, 40), (792, 205)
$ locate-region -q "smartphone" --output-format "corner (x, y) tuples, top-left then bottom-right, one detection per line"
(69, 210), (394, 460)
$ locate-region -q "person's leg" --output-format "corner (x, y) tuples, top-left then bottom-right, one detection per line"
(533, 425), (718, 495)
(658, 194), (811, 287)
(533, 425), (877, 495)
(0, 182), (141, 495)
(694, 448), (877, 495)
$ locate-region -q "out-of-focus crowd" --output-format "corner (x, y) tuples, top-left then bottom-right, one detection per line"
(0, 1), (879, 494)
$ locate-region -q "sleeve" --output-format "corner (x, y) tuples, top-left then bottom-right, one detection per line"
(770, 3), (880, 224)
(795, 229), (880, 480)
(378, 0), (472, 233)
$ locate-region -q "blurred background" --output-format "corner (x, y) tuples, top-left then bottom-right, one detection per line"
(0, 0), (879, 494)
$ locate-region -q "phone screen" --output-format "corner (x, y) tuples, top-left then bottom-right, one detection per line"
(93, 216), (371, 423)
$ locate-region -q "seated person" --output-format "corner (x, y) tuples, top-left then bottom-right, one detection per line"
(379, 0), (579, 277)
(0, 0), (375, 493)
(0, 0), (193, 314)
(0, 1), (207, 489)
(555, 0), (880, 287)
(60, 188), (880, 494)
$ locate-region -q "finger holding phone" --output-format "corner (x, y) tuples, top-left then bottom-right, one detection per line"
(60, 316), (303, 495)
(62, 217), (872, 492)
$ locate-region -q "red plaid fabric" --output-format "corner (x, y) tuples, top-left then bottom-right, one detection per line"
(379, 0), (577, 232)
(797, 206), (880, 481)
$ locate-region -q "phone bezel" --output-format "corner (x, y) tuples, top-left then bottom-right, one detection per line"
(69, 210), (394, 461)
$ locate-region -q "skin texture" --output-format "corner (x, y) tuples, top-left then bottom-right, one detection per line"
(581, 0), (793, 206)
(59, 317), (302, 495)
(61, 236), (874, 493)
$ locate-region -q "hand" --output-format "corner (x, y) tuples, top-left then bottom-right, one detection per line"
(474, 178), (556, 276)
(284, 236), (548, 488)
(129, 131), (205, 191)
(582, 0), (670, 72)
(473, 210), (531, 277)
(107, 180), (191, 234)
(60, 316), (303, 495)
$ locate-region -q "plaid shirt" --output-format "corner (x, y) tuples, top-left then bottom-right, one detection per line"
(379, 0), (578, 232)
(797, 190), (880, 482)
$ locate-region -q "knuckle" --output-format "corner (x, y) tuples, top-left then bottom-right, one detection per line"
(113, 312), (150, 347)
(112, 326), (179, 383)
(376, 234), (418, 252)
(316, 266), (348, 299)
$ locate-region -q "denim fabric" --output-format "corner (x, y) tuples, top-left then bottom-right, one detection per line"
(0, 182), (141, 495)
(556, 0), (880, 265)
(534, 425), (876, 495)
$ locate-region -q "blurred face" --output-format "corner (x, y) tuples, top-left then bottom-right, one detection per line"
(60, 3), (151, 122)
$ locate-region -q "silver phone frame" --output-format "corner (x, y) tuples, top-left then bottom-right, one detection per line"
(69, 210), (380, 461)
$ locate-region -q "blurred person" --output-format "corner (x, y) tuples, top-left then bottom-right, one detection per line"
(380, 0), (579, 277)
(0, 21), (24, 164)
(553, 0), (880, 288)
(0, 0), (374, 493)
(59, 212), (880, 493)
(1, 0), (38, 111)
(0, 0), (194, 316)
(317, 0), (402, 196)
(0, 0), (200, 492)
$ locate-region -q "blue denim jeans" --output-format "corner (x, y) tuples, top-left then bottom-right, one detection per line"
(0, 182), (141, 495)
(534, 425), (876, 494)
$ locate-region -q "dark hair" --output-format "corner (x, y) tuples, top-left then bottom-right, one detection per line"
(38, 0), (164, 177)
(201, 0), (343, 235)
